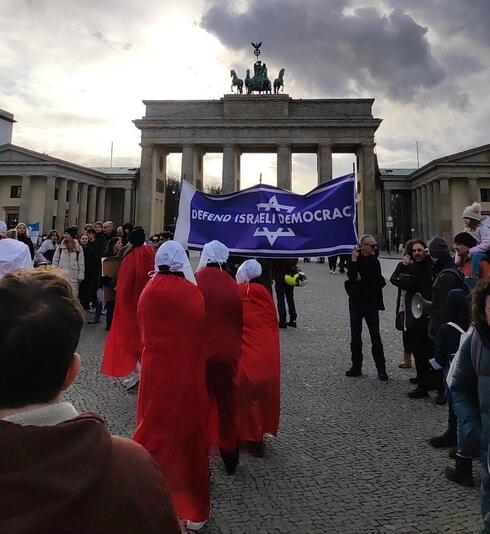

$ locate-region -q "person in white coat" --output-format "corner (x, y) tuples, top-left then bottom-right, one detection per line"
(0, 221), (32, 278)
(52, 226), (85, 297)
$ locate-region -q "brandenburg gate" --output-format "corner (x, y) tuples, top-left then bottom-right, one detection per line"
(134, 45), (381, 236)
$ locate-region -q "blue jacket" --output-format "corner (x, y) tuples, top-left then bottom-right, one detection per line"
(450, 330), (490, 530)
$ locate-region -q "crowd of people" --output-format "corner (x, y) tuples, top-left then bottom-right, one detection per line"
(3, 202), (490, 532)
(0, 218), (284, 531)
(343, 202), (490, 533)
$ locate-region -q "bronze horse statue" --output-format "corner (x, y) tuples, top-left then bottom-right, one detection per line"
(230, 70), (243, 94)
(274, 69), (285, 94)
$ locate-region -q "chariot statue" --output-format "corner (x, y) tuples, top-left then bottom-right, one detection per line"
(231, 42), (284, 96)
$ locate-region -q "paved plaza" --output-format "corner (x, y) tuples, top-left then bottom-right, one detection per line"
(66, 258), (481, 534)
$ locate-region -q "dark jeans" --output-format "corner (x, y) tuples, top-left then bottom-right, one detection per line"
(349, 302), (386, 373)
(402, 330), (412, 354)
(338, 255), (350, 273)
(406, 327), (432, 391)
(328, 256), (338, 271)
(275, 283), (297, 324)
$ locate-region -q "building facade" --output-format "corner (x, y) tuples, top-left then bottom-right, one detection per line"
(0, 144), (136, 236)
(379, 144), (490, 246)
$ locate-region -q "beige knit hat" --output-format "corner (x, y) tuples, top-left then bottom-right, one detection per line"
(462, 202), (482, 221)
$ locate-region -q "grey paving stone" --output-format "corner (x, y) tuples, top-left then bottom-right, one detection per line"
(64, 259), (482, 533)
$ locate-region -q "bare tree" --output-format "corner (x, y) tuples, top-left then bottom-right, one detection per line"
(165, 174), (181, 228)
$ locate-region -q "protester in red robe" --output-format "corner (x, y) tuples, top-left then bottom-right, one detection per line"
(101, 227), (154, 384)
(134, 241), (210, 531)
(195, 240), (243, 475)
(235, 259), (281, 457)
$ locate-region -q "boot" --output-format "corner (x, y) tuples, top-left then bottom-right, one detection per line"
(345, 366), (362, 377)
(399, 353), (412, 369)
(429, 428), (457, 448)
(219, 446), (239, 475)
(248, 440), (265, 458)
(409, 376), (419, 385)
(407, 386), (429, 399)
(445, 455), (474, 487)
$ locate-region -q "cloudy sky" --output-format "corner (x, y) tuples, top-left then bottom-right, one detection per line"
(1, 0), (488, 193)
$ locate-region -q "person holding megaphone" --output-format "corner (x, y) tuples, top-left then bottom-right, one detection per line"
(391, 240), (434, 398)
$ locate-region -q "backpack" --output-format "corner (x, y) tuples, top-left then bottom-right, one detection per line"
(446, 326), (476, 387)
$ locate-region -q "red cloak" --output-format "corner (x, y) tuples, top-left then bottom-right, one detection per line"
(195, 267), (243, 453)
(133, 273), (210, 523)
(236, 282), (281, 441)
(101, 246), (155, 377)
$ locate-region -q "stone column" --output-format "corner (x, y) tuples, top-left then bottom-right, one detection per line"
(136, 145), (155, 232)
(18, 176), (32, 224)
(439, 177), (452, 243)
(277, 144), (292, 190)
(78, 183), (88, 228)
(67, 181), (79, 226)
(416, 187), (422, 238)
(56, 178), (68, 234)
(411, 189), (417, 238)
(123, 189), (132, 223)
(182, 144), (195, 186)
(43, 176), (56, 233)
(87, 185), (97, 223)
(383, 189), (392, 245)
(356, 144), (377, 236)
(317, 144), (333, 184)
(468, 177), (479, 203)
(432, 180), (441, 236)
(421, 184), (428, 241)
(182, 144), (205, 191)
(222, 144), (241, 193)
(427, 182), (434, 238)
(96, 187), (106, 222)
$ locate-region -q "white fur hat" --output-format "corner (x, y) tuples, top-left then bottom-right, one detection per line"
(462, 202), (482, 221)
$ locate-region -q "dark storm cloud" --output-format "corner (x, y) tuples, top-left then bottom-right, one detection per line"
(389, 0), (490, 47)
(201, 0), (446, 101)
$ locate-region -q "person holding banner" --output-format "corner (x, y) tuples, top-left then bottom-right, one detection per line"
(195, 240), (243, 475)
(273, 258), (299, 329)
(134, 241), (210, 531)
(235, 259), (280, 457)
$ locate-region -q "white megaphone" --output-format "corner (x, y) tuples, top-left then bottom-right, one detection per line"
(411, 293), (432, 319)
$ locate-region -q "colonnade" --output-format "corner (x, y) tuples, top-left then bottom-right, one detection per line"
(137, 142), (378, 236)
(410, 178), (451, 242)
(16, 175), (133, 234)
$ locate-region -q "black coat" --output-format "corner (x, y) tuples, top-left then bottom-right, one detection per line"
(18, 235), (34, 259)
(346, 255), (386, 310)
(390, 255), (433, 330)
(429, 255), (466, 339)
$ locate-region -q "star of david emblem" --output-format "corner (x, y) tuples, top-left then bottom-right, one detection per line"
(254, 195), (296, 245)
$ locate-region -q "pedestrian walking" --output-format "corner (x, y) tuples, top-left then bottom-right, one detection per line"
(195, 240), (243, 475)
(134, 241), (210, 531)
(235, 259), (281, 457)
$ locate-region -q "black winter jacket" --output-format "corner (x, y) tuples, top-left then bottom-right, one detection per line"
(429, 255), (466, 339)
(346, 255), (386, 310)
(390, 256), (433, 330)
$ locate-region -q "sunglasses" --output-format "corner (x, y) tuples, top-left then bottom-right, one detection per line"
(151, 239), (159, 243)
(366, 243), (378, 248)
